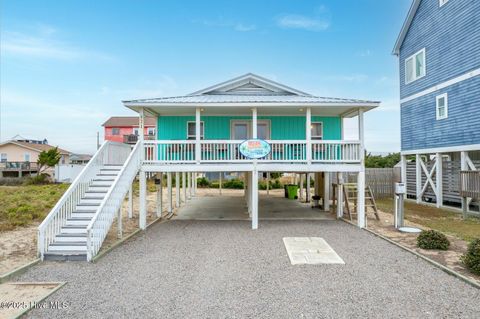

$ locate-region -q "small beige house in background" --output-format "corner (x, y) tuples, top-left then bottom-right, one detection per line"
(0, 140), (70, 178)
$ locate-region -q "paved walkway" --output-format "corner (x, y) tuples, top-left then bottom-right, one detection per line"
(18, 220), (480, 318)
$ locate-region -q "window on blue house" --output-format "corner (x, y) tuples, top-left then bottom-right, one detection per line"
(439, 0), (449, 7)
(405, 48), (426, 84)
(436, 93), (448, 120)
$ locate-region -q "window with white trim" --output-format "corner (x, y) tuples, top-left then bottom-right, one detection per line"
(405, 48), (426, 84)
(147, 127), (156, 136)
(187, 121), (204, 140)
(311, 122), (323, 140)
(24, 153), (31, 162)
(1, 153), (7, 162)
(436, 93), (448, 120)
(439, 0), (449, 7)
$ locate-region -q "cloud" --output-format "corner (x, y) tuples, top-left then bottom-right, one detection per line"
(357, 49), (372, 57)
(101, 75), (179, 100)
(276, 14), (330, 31)
(194, 18), (256, 32)
(1, 24), (113, 61)
(326, 74), (369, 83)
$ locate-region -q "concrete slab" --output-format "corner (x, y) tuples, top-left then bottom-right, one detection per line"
(283, 237), (345, 265)
(174, 191), (334, 220)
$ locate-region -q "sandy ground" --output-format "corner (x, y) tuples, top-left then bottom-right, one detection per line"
(364, 209), (480, 284)
(0, 282), (63, 319)
(0, 225), (38, 276)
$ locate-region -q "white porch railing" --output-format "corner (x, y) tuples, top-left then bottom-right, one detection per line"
(143, 140), (361, 164)
(86, 141), (142, 261)
(37, 141), (132, 260)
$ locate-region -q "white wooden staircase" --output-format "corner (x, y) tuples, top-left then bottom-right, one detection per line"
(44, 165), (122, 260)
(38, 141), (142, 261)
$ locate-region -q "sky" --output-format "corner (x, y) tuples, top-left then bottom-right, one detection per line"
(0, 0), (412, 155)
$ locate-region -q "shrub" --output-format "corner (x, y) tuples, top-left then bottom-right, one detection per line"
(461, 238), (480, 275)
(222, 178), (244, 189)
(258, 179), (284, 190)
(23, 173), (50, 185)
(196, 177), (210, 188)
(210, 182), (219, 189)
(417, 230), (450, 250)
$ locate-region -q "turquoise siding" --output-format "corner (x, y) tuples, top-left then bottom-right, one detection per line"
(157, 116), (341, 140)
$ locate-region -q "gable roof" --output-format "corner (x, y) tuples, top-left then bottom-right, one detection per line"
(102, 116), (156, 127)
(123, 73), (379, 106)
(0, 141), (70, 155)
(189, 73), (311, 96)
(393, 0), (422, 55)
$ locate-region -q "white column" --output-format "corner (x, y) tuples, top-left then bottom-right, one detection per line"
(189, 172), (193, 197)
(246, 172), (251, 214)
(416, 154), (422, 203)
(195, 108), (201, 163)
(252, 169), (259, 229)
(156, 172), (163, 218)
(461, 151), (469, 215)
(182, 172), (186, 202)
(299, 174), (304, 201)
(252, 108), (257, 138)
(128, 185), (133, 219)
(266, 172), (270, 196)
(167, 172), (173, 214)
(357, 109), (365, 228)
(324, 172), (330, 211)
(175, 172), (180, 207)
(139, 108), (145, 143)
(357, 171), (366, 228)
(219, 172), (222, 195)
(306, 107), (312, 164)
(306, 173), (311, 202)
(193, 173), (197, 195)
(337, 172), (344, 218)
(435, 153), (443, 208)
(400, 155), (407, 184)
(139, 170), (147, 230)
(117, 207), (122, 238)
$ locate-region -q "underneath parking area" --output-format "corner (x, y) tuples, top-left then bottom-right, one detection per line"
(17, 220), (480, 318)
(175, 189), (334, 220)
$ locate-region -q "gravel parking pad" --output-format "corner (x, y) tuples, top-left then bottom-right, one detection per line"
(17, 220), (480, 318)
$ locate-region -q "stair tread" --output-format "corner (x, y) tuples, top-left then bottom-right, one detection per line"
(62, 225), (88, 228)
(50, 242), (86, 246)
(56, 233), (86, 237)
(44, 251), (87, 255)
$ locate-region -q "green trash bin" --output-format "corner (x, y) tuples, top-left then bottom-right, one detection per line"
(286, 184), (299, 199)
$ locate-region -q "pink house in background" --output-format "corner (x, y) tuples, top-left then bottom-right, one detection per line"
(102, 116), (156, 145)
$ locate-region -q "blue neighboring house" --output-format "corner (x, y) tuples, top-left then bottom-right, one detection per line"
(393, 0), (480, 210)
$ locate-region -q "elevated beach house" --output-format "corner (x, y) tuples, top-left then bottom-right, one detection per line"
(38, 73), (379, 261)
(393, 0), (480, 210)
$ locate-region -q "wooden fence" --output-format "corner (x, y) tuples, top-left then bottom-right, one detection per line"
(342, 168), (400, 199)
(460, 171), (480, 200)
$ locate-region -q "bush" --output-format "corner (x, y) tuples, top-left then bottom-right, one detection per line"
(417, 230), (450, 250)
(461, 238), (480, 275)
(196, 177), (210, 188)
(258, 179), (284, 190)
(23, 174), (50, 185)
(222, 178), (244, 189)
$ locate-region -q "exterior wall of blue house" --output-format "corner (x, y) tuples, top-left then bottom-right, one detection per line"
(401, 75), (480, 151)
(398, 0), (480, 152)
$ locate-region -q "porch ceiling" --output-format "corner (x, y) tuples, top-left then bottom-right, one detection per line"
(125, 104), (376, 118)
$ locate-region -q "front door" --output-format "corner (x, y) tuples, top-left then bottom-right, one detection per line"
(231, 120), (270, 140)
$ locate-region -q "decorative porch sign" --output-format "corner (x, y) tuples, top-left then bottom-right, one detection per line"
(239, 139), (271, 159)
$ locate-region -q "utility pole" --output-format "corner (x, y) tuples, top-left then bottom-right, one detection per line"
(97, 132), (100, 149)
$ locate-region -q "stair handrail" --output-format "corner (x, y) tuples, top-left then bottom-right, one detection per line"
(37, 141), (113, 259)
(85, 141), (142, 261)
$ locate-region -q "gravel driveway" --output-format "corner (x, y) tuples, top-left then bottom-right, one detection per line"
(17, 220), (480, 318)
